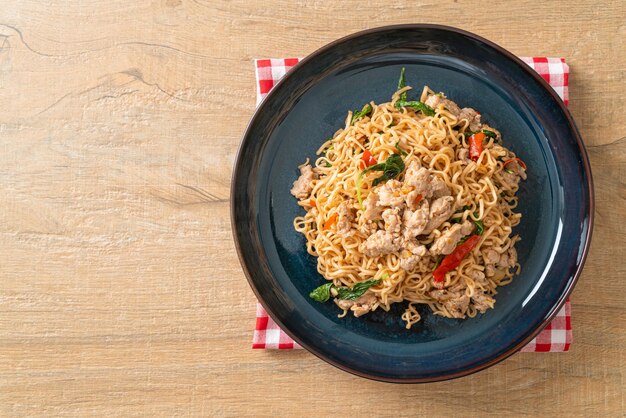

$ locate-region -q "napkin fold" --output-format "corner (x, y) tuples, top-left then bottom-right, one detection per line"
(252, 57), (571, 352)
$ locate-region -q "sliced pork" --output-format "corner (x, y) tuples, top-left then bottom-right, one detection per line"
(430, 221), (474, 255)
(422, 196), (456, 235)
(399, 242), (427, 271)
(290, 164), (315, 199)
(336, 201), (355, 237)
(334, 292), (377, 317)
(402, 200), (430, 239)
(429, 289), (470, 318)
(360, 231), (401, 258)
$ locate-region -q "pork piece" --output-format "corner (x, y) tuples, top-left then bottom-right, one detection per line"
(431, 176), (451, 199)
(471, 292), (495, 313)
(336, 201), (355, 237)
(334, 292), (377, 317)
(403, 162), (451, 206)
(402, 200), (430, 239)
(405, 189), (421, 211)
(360, 231), (401, 258)
(505, 160), (528, 180)
(424, 94), (462, 118)
(399, 241), (427, 271)
(382, 207), (403, 237)
(485, 264), (496, 277)
(458, 107), (482, 131)
(377, 179), (405, 207)
(496, 169), (521, 190)
(404, 163), (433, 201)
(457, 148), (470, 163)
(482, 248), (500, 265)
(290, 164), (315, 199)
(362, 191), (383, 222)
(497, 247), (518, 270)
(429, 289), (470, 318)
(466, 269), (487, 286)
(430, 221), (474, 255)
(422, 196), (456, 235)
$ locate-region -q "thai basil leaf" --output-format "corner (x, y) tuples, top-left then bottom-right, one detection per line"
(395, 100), (435, 117)
(432, 255), (444, 271)
(357, 154), (405, 207)
(474, 219), (484, 235)
(394, 140), (408, 156)
(371, 154), (405, 186)
(351, 104), (373, 125)
(397, 67), (407, 101)
(335, 279), (381, 300)
(309, 283), (334, 303)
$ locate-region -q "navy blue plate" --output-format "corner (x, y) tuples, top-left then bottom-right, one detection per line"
(231, 25), (593, 382)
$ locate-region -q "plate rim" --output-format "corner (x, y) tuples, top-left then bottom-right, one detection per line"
(231, 23), (594, 383)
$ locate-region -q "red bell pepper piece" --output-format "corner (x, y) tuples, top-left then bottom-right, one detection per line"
(468, 132), (485, 161)
(433, 235), (481, 283)
(362, 150), (378, 167)
(323, 213), (338, 230)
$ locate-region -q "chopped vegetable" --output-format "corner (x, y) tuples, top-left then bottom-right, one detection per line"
(309, 279), (381, 303)
(395, 100), (436, 117)
(464, 129), (497, 139)
(351, 104), (373, 125)
(323, 213), (338, 230)
(397, 67), (407, 101)
(433, 235), (481, 283)
(468, 132), (485, 161)
(357, 154), (406, 208)
(414, 194), (423, 206)
(432, 255), (444, 271)
(335, 279), (381, 300)
(309, 199), (316, 207)
(474, 219), (484, 235)
(309, 283), (334, 302)
(394, 140), (408, 156)
(481, 129), (497, 138)
(362, 149), (378, 167)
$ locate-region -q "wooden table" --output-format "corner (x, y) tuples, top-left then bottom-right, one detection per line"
(1, 1), (624, 416)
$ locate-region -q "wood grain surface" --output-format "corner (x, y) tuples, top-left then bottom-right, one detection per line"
(0, 1), (624, 416)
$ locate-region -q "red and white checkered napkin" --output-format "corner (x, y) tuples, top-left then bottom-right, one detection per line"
(252, 57), (572, 352)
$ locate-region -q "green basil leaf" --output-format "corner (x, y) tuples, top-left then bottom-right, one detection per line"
(394, 140), (408, 156)
(397, 67), (407, 101)
(395, 100), (436, 117)
(357, 154), (405, 207)
(335, 279), (381, 300)
(351, 104), (373, 125)
(309, 283), (334, 303)
(432, 255), (444, 271)
(474, 219), (484, 235)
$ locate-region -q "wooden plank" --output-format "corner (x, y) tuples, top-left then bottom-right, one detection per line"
(0, 0), (624, 416)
